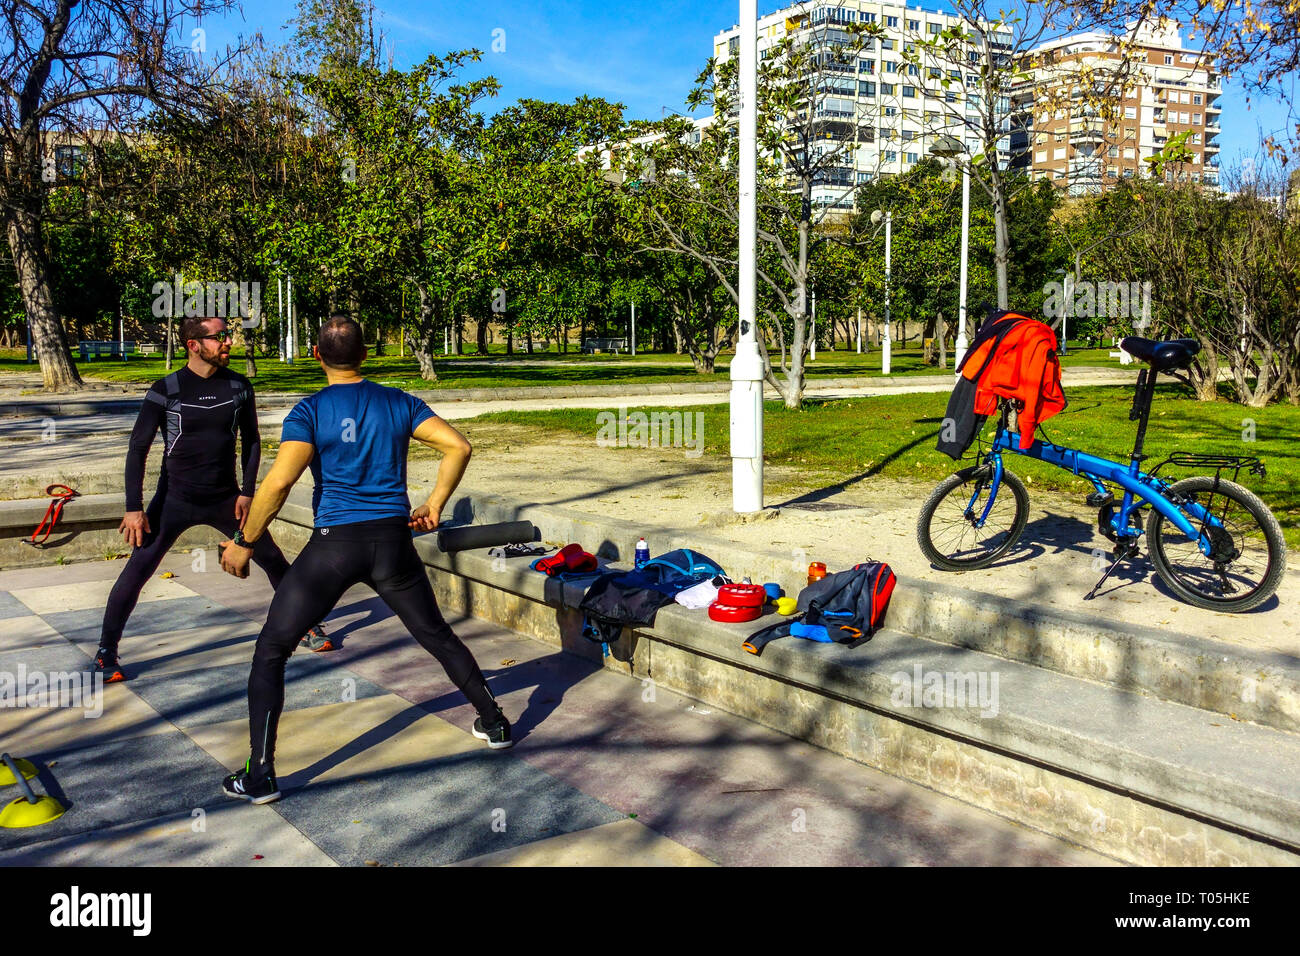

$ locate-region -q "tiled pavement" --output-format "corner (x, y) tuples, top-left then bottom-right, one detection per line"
(0, 554), (1116, 866)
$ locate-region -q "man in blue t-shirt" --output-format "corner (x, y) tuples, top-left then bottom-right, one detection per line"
(216, 316), (509, 804)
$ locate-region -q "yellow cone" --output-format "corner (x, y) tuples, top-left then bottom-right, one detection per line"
(0, 794), (65, 828)
(0, 757), (37, 787)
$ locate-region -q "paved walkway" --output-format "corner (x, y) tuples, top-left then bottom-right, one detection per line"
(0, 554), (1111, 866)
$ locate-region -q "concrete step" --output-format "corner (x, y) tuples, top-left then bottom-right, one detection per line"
(430, 489), (1300, 736)
(261, 496), (1298, 865)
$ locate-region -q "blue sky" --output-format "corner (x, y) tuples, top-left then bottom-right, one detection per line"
(193, 1), (1292, 172)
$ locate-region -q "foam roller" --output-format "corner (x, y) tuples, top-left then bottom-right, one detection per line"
(435, 521), (536, 553)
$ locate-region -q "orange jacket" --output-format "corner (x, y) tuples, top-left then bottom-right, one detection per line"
(960, 317), (1066, 449)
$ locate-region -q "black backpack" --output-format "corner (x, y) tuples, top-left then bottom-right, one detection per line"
(743, 562), (896, 656)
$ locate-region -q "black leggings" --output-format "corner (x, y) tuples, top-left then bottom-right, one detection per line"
(101, 490), (291, 653)
(247, 516), (498, 770)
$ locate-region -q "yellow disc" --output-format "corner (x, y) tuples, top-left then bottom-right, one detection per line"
(0, 795), (65, 828)
(0, 757), (37, 787)
(776, 597), (798, 615)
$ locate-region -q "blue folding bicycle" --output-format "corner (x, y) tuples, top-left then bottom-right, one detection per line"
(916, 337), (1288, 612)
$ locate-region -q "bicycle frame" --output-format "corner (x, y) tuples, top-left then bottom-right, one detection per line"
(972, 429), (1221, 557)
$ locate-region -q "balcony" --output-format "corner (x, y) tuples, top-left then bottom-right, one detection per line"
(1069, 126), (1105, 144)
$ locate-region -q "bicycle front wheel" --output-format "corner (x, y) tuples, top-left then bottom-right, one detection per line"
(917, 465), (1029, 571)
(1148, 475), (1287, 612)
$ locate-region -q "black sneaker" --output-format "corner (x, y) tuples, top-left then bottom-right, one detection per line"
(92, 647), (126, 684)
(299, 624), (333, 652)
(472, 711), (514, 750)
(222, 759), (281, 804)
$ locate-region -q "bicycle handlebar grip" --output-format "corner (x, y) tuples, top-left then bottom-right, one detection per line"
(435, 521), (536, 553)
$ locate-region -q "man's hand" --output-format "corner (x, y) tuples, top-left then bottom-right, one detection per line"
(219, 540), (253, 579)
(409, 501), (442, 533)
(234, 495), (253, 529)
(119, 511), (150, 548)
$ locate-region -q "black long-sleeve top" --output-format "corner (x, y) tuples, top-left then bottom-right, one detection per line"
(124, 366), (261, 510)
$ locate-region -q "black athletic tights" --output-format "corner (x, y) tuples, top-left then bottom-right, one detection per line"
(101, 490), (290, 654)
(247, 516), (499, 771)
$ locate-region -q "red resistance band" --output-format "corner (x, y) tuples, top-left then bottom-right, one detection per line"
(28, 484), (79, 546)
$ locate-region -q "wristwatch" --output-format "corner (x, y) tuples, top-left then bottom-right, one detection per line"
(232, 530), (255, 548)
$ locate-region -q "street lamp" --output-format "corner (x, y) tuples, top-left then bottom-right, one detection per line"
(870, 208), (892, 375)
(730, 0), (763, 514)
(929, 134), (969, 371)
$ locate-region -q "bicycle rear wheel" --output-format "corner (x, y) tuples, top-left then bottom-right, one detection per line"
(1147, 475), (1287, 612)
(917, 465), (1029, 571)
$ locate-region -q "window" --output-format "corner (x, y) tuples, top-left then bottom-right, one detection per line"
(908, 19), (919, 31)
(902, 129), (915, 141)
(861, 11), (876, 23)
(1053, 147), (1066, 160)
(906, 151), (919, 164)
(1180, 110), (1189, 123)
(881, 39), (894, 50)
(965, 73), (979, 87)
(1154, 108), (1164, 121)
(1035, 150), (1047, 162)
(885, 61), (897, 73)
(881, 82), (894, 95)
(884, 105), (896, 116)
(863, 38), (874, 50)
(1163, 54), (1173, 64)
(860, 59), (875, 73)
(1193, 152), (1201, 164)
(1107, 167), (1117, 178)
(1191, 132), (1201, 144)
(1193, 93), (1202, 104)
(1108, 146), (1118, 157)
(859, 80), (876, 95)
(901, 85), (915, 99)
(885, 150), (897, 162)
(1179, 91), (1190, 103)
(928, 67), (942, 79)
(1192, 112), (1201, 124)
(54, 144), (84, 177)
(1124, 106), (1136, 119)
(728, 36), (739, 55)
(1123, 168), (1134, 177)
(908, 64), (918, 76)
(929, 23), (941, 35)
(886, 15), (898, 27)
(945, 91), (957, 103)
(925, 111), (938, 123)
(948, 69), (961, 80)
(857, 171), (873, 182)
(1123, 147), (1135, 159)
(968, 50), (980, 63)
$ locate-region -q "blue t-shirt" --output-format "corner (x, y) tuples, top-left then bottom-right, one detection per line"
(280, 379), (435, 528)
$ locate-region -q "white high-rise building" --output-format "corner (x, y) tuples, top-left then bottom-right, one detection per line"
(712, 2), (1012, 211)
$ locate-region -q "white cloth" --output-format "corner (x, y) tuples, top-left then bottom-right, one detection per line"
(675, 579), (721, 610)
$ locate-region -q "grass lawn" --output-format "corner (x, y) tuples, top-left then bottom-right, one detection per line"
(0, 344), (1129, 393)
(465, 383), (1300, 549)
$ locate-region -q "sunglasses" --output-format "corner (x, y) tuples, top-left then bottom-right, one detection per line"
(194, 331), (232, 343)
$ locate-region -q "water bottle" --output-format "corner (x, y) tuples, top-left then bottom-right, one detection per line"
(635, 537), (650, 569)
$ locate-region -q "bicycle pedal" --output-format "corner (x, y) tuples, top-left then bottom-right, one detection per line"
(1085, 491), (1114, 508)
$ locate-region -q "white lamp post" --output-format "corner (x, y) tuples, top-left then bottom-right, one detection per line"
(809, 281), (816, 361)
(730, 0), (763, 513)
(631, 301), (637, 356)
(930, 135), (969, 370)
(871, 208), (892, 375)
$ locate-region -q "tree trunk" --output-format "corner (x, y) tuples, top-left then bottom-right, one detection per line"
(525, 327), (533, 354)
(5, 208), (82, 390)
(413, 285), (439, 381)
(990, 167), (1011, 310)
(476, 316), (489, 355)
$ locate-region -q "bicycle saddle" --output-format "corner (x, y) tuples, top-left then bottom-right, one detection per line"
(1119, 336), (1200, 372)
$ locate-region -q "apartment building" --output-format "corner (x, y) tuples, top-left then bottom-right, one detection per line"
(1009, 19), (1223, 194)
(712, 2), (1012, 211)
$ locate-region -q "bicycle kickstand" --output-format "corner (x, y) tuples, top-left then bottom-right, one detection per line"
(1085, 543), (1138, 601)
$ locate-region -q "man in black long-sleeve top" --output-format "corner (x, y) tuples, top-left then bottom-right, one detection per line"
(94, 315), (327, 683)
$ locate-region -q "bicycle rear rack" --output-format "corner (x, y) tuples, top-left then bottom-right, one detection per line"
(1150, 452), (1266, 483)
